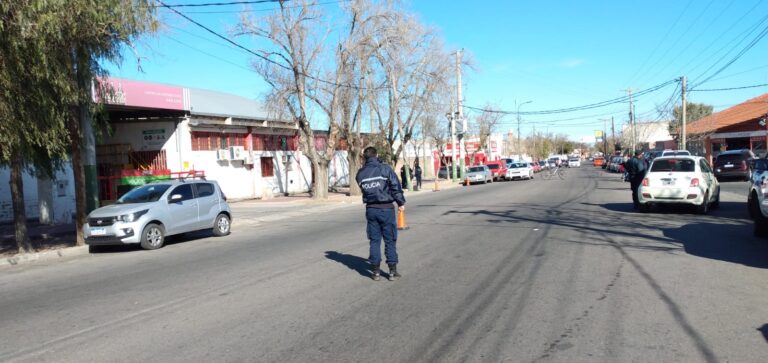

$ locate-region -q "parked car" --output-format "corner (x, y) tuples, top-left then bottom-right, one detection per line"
(638, 156), (720, 214)
(661, 149), (691, 157)
(568, 158), (581, 168)
(608, 156), (625, 172)
(748, 158), (768, 236)
(713, 149), (755, 181)
(465, 165), (493, 184)
(485, 160), (508, 181)
(438, 165), (457, 179)
(538, 160), (550, 170)
(506, 162), (534, 180)
(84, 179), (232, 250)
(548, 157), (561, 167)
(593, 157), (605, 167)
(531, 162), (542, 173)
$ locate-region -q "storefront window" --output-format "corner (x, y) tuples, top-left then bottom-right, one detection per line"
(261, 157), (274, 177)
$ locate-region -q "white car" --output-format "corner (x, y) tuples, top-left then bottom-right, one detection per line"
(567, 158), (581, 168)
(506, 162), (534, 180)
(638, 155), (720, 214)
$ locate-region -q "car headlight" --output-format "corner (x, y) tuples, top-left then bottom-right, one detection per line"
(119, 209), (148, 223)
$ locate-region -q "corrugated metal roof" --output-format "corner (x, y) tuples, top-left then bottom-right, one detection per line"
(187, 87), (269, 120)
(688, 93), (768, 134)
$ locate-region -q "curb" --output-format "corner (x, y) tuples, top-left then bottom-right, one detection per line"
(0, 245), (89, 268)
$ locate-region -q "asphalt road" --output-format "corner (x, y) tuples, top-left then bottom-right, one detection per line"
(1, 166), (767, 362)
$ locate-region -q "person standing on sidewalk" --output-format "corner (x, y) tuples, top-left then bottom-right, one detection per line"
(625, 150), (647, 210)
(414, 163), (422, 190)
(356, 147), (406, 281)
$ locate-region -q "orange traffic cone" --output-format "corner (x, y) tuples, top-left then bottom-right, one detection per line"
(397, 209), (409, 230)
(433, 179), (440, 192)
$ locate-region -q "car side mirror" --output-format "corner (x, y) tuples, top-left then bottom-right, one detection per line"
(169, 194), (183, 202)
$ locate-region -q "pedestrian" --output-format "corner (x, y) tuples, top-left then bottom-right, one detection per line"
(414, 163), (422, 190)
(400, 165), (411, 189)
(625, 150), (647, 210)
(357, 147), (406, 281)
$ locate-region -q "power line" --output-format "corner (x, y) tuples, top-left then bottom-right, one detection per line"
(168, 0), (348, 14)
(161, 0), (285, 8)
(158, 0), (382, 91)
(464, 79), (678, 116)
(692, 83), (768, 92)
(165, 35), (255, 72)
(690, 14), (768, 89)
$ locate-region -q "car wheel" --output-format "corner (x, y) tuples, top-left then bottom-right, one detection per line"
(696, 193), (709, 215)
(639, 203), (650, 213)
(213, 213), (231, 236)
(711, 188), (720, 209)
(748, 192), (768, 237)
(140, 223), (165, 250)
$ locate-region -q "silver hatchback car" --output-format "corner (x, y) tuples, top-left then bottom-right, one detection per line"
(84, 179), (232, 250)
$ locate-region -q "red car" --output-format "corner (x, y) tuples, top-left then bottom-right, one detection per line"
(531, 162), (542, 173)
(484, 161), (508, 181)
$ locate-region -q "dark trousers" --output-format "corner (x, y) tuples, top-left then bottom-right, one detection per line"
(630, 175), (643, 208)
(415, 176), (422, 189)
(366, 207), (398, 265)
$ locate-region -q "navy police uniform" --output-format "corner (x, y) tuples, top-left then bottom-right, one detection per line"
(356, 157), (406, 267)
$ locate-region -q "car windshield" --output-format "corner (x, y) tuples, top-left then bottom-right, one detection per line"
(509, 163), (525, 168)
(569, 159), (578, 162)
(116, 184), (171, 204)
(716, 154), (745, 162)
(468, 166), (485, 172)
(651, 159), (696, 172)
(487, 164), (499, 170)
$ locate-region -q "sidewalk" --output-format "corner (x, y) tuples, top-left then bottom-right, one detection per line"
(1, 178), (461, 263)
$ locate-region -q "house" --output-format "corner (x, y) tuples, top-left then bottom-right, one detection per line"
(687, 93), (768, 162)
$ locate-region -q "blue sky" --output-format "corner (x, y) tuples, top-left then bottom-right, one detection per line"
(106, 0), (768, 142)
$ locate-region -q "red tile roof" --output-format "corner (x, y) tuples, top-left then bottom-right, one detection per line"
(687, 93), (768, 134)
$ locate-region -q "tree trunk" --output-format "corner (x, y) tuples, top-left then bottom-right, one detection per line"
(312, 159), (329, 200)
(69, 112), (86, 246)
(10, 150), (32, 253)
(347, 142), (362, 196)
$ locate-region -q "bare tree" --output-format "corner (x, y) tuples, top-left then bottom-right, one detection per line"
(237, 1), (341, 199)
(470, 104), (504, 163)
(367, 11), (451, 189)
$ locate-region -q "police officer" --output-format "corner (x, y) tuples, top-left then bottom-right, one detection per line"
(625, 150), (647, 210)
(356, 147), (406, 281)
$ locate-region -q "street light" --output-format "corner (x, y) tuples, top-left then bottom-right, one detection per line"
(517, 100), (532, 160)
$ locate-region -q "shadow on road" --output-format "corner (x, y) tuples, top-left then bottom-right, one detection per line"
(325, 251), (372, 278)
(584, 201), (749, 220)
(758, 324), (768, 344)
(663, 222), (768, 269)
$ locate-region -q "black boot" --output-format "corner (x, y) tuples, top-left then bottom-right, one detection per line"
(371, 263), (381, 281)
(388, 264), (401, 281)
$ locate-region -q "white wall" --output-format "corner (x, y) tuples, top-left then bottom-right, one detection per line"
(0, 163), (75, 224)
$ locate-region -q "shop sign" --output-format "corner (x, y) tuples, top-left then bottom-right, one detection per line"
(97, 77), (185, 110)
(142, 129), (168, 149)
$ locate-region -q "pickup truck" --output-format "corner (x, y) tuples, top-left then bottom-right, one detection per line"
(484, 160), (508, 181)
(748, 158), (768, 236)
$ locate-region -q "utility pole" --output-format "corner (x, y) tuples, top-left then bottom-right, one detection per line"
(532, 125), (536, 161)
(681, 76), (687, 150)
(517, 100), (532, 160)
(624, 88), (636, 155)
(449, 99), (457, 182)
(456, 49), (466, 179)
(611, 116), (615, 152)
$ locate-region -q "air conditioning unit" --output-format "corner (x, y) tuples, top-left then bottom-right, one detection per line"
(230, 146), (245, 160)
(242, 153), (254, 165)
(217, 149), (230, 160)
